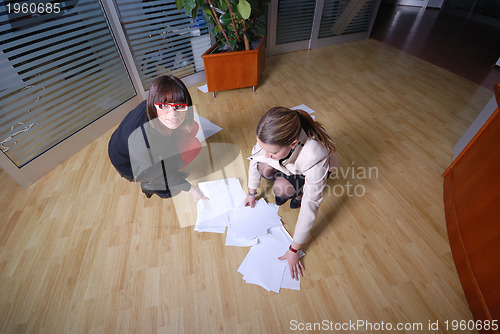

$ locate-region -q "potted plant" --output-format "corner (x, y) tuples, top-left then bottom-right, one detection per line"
(176, 0), (270, 95)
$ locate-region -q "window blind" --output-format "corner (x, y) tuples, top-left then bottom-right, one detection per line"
(319, 0), (376, 38)
(114, 0), (210, 90)
(0, 0), (136, 167)
(473, 0), (500, 18)
(276, 0), (316, 45)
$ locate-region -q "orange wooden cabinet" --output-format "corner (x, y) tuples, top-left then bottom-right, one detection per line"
(443, 82), (500, 334)
(201, 38), (265, 94)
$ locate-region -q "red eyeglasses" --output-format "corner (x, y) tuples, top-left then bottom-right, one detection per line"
(155, 103), (189, 112)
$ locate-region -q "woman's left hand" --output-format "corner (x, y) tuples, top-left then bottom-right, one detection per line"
(278, 250), (305, 281)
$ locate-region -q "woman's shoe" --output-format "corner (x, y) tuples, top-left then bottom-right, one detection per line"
(275, 196), (289, 206)
(290, 197), (302, 209)
(141, 188), (172, 199)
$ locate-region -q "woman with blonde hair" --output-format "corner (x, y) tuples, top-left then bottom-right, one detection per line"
(244, 107), (339, 280)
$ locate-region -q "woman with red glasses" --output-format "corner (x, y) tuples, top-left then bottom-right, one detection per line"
(108, 75), (207, 202)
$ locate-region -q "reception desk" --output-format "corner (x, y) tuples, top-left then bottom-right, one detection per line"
(443, 82), (500, 333)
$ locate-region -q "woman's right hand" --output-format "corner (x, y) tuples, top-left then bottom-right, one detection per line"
(189, 185), (209, 202)
(244, 195), (256, 208)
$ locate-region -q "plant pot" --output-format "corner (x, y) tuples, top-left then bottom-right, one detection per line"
(201, 38), (265, 94)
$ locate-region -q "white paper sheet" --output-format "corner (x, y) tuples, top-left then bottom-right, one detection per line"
(197, 84), (209, 93)
(227, 199), (282, 240)
(280, 268), (301, 291)
(238, 239), (286, 293)
(225, 200), (282, 246)
(236, 225), (304, 292)
(194, 208), (229, 233)
(291, 104), (315, 114)
(194, 178), (246, 233)
(238, 234), (301, 293)
(268, 202), (280, 214)
(225, 227), (259, 247)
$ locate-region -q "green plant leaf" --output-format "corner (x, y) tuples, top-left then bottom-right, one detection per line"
(175, 0), (185, 11)
(219, 0), (227, 12)
(184, 0), (196, 17)
(192, 4), (199, 20)
(220, 12), (232, 26)
(237, 0), (251, 20)
(228, 38), (237, 51)
(202, 7), (213, 22)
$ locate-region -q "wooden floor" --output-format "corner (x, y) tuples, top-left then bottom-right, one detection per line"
(371, 4), (500, 90)
(0, 39), (493, 333)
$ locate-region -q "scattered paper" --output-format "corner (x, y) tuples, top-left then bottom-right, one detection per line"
(225, 227), (259, 247)
(225, 201), (281, 247)
(291, 104), (315, 114)
(238, 235), (288, 293)
(238, 234), (303, 292)
(194, 178), (304, 292)
(197, 84), (209, 93)
(194, 178), (246, 233)
(227, 199), (282, 240)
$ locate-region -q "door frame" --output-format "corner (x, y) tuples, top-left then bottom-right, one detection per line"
(266, 0), (381, 56)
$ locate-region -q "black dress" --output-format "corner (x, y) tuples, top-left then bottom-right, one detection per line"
(108, 101), (192, 198)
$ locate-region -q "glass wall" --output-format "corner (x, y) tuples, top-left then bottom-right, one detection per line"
(269, 0), (380, 55)
(0, 0), (212, 186)
(275, 0), (316, 45)
(0, 0), (136, 167)
(114, 0), (210, 90)
(319, 0), (377, 38)
(445, 0), (500, 24)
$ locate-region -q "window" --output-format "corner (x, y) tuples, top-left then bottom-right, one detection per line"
(0, 0), (136, 167)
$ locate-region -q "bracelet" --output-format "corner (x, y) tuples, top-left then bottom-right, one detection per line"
(289, 245), (298, 253)
(248, 192), (257, 197)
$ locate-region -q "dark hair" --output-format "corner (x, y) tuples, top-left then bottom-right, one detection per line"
(256, 107), (336, 152)
(146, 75), (194, 131)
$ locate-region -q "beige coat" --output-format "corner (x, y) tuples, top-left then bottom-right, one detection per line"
(247, 130), (339, 244)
